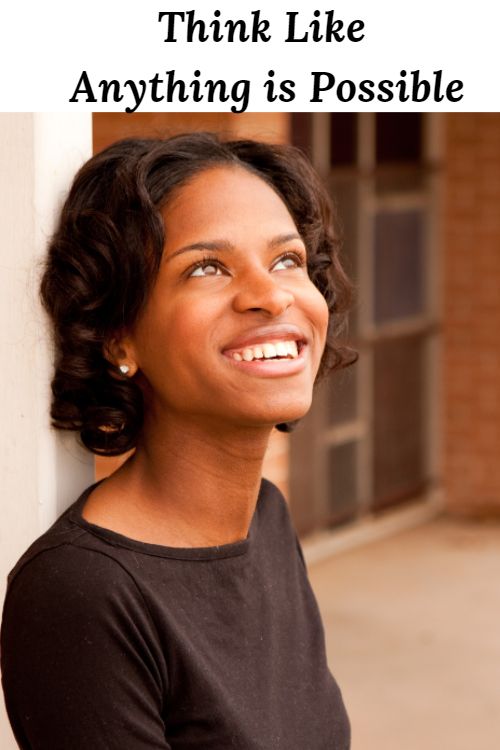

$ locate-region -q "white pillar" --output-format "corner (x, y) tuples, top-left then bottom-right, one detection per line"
(0, 113), (94, 749)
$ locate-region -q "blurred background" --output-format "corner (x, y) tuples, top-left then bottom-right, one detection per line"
(92, 112), (500, 749)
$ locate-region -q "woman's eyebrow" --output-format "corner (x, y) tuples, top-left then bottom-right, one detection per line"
(166, 239), (233, 261)
(166, 233), (304, 262)
(269, 232), (303, 247)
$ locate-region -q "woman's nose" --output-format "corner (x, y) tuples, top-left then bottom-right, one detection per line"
(231, 269), (295, 317)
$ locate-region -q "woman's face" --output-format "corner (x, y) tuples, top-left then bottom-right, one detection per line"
(125, 165), (329, 431)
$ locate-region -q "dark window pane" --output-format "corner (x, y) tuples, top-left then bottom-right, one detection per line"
(375, 169), (427, 196)
(372, 334), (428, 511)
(291, 113), (313, 159)
(374, 209), (425, 324)
(376, 113), (422, 164)
(328, 441), (358, 524)
(330, 113), (358, 166)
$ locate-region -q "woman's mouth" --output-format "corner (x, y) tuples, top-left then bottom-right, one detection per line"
(230, 339), (301, 362)
(222, 334), (308, 377)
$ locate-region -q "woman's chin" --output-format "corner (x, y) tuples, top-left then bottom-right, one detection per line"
(236, 395), (314, 430)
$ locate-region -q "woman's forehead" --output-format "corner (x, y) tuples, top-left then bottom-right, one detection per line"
(161, 165), (298, 247)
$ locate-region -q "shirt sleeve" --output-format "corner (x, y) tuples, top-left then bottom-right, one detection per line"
(1, 544), (171, 750)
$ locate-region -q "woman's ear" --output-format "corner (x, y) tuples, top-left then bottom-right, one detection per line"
(103, 334), (138, 377)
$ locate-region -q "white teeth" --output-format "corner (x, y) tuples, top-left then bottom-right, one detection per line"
(262, 343), (277, 359)
(230, 340), (302, 361)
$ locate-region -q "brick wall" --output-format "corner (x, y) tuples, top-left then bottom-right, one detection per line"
(443, 114), (500, 516)
(93, 112), (289, 152)
(93, 112), (290, 497)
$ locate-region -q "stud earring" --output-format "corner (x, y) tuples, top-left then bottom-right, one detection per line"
(119, 364), (130, 375)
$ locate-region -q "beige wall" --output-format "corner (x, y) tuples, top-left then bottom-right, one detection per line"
(0, 112), (94, 750)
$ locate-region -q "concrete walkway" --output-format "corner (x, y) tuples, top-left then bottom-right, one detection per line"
(308, 516), (500, 750)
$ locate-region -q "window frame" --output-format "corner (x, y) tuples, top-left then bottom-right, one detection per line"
(289, 113), (443, 533)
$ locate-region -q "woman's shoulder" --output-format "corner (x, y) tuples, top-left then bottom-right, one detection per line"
(3, 485), (144, 618)
(257, 477), (308, 569)
(259, 477), (288, 509)
(1, 528), (157, 673)
(3, 532), (144, 627)
(1, 497), (168, 750)
(258, 477), (295, 528)
(256, 478), (305, 555)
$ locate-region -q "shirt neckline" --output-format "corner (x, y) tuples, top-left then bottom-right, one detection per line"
(68, 479), (261, 561)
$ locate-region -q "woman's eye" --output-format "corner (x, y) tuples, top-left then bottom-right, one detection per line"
(189, 261), (223, 277)
(272, 254), (304, 271)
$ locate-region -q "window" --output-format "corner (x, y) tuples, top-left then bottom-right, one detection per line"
(290, 113), (441, 533)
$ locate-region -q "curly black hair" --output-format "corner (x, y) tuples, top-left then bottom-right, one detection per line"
(40, 131), (357, 456)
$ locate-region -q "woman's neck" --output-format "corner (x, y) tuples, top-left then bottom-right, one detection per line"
(87, 415), (273, 548)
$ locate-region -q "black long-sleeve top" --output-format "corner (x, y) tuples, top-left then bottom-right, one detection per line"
(1, 478), (350, 749)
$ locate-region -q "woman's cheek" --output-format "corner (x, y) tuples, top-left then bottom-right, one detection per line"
(306, 290), (329, 378)
(307, 283), (330, 344)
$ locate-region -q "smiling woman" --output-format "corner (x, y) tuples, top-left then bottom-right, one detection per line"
(1, 133), (356, 750)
